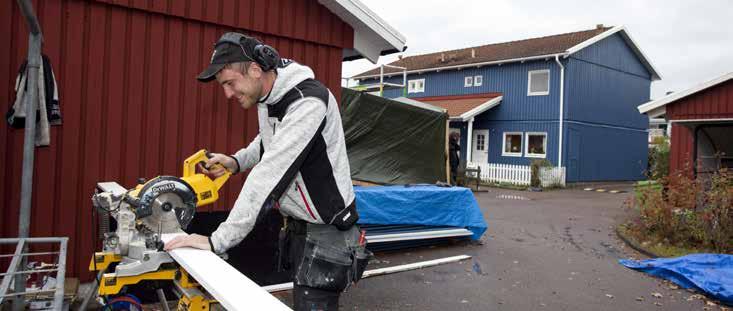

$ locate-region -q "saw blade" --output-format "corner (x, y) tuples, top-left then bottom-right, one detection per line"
(142, 192), (188, 234)
(135, 176), (197, 232)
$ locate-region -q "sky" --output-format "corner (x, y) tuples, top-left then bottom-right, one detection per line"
(341, 0), (733, 100)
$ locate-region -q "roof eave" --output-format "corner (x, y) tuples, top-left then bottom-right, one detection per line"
(352, 53), (563, 80)
(319, 0), (407, 63)
(457, 96), (503, 121)
(638, 72), (733, 115)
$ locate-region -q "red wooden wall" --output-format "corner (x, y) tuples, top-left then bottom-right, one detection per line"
(667, 79), (733, 174)
(0, 0), (353, 279)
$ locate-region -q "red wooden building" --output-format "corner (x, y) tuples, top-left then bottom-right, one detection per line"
(0, 0), (405, 279)
(638, 72), (733, 177)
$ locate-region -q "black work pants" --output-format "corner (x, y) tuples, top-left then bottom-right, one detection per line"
(293, 284), (340, 311)
(286, 219), (342, 311)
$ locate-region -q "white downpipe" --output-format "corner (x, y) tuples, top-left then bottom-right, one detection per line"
(554, 55), (565, 168)
(466, 118), (474, 163)
(379, 65), (384, 96)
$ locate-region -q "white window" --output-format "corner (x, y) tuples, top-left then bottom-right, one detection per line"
(474, 75), (483, 86)
(408, 78), (425, 93)
(502, 132), (523, 157)
(464, 76), (473, 87)
(476, 133), (486, 151)
(525, 132), (547, 158)
(527, 69), (550, 96)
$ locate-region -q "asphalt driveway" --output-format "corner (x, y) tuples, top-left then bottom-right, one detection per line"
(329, 185), (722, 310)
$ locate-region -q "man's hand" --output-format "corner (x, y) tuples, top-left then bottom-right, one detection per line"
(197, 153), (237, 178)
(164, 234), (212, 252)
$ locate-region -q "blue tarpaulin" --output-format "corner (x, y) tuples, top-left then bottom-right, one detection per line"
(354, 185), (487, 240)
(619, 254), (733, 305)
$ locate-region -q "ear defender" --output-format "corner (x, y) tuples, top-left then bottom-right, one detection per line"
(216, 32), (281, 72)
(253, 44), (281, 72)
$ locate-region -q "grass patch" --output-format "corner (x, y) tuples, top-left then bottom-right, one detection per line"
(617, 223), (704, 257)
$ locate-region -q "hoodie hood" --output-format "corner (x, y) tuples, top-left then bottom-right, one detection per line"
(261, 61), (315, 105)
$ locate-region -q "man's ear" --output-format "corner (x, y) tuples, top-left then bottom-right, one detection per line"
(247, 62), (263, 78)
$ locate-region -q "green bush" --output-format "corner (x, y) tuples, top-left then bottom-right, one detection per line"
(630, 168), (733, 253)
(648, 137), (670, 180)
(530, 159), (552, 188)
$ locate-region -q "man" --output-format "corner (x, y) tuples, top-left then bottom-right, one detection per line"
(165, 32), (368, 310)
(449, 132), (460, 184)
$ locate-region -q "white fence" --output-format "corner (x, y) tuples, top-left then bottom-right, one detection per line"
(466, 162), (566, 187)
(539, 166), (566, 187)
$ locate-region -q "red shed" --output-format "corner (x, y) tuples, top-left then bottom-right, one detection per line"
(0, 0), (405, 280)
(638, 72), (733, 177)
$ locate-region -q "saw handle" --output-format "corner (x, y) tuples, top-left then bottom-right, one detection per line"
(183, 149), (231, 191)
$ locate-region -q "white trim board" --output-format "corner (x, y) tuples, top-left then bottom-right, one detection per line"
(393, 97), (447, 114)
(366, 228), (473, 243)
(161, 234), (291, 311)
(262, 255), (472, 293)
(638, 72), (733, 115)
(453, 96), (503, 121)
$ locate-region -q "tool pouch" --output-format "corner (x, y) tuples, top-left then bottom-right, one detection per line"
(352, 244), (372, 282)
(292, 223), (372, 292)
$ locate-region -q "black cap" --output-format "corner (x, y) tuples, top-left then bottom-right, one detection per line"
(197, 33), (260, 82)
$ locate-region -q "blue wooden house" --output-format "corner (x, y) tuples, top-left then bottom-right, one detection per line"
(353, 25), (661, 182)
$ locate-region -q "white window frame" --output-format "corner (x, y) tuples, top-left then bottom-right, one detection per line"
(464, 76), (473, 87)
(474, 75), (483, 86)
(524, 132), (548, 158)
(408, 78), (425, 93)
(502, 132), (523, 157)
(527, 69), (550, 96)
(475, 132), (486, 151)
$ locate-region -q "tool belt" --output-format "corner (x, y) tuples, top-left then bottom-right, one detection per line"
(278, 217), (371, 292)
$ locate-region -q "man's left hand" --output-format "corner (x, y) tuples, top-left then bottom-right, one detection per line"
(164, 234), (212, 251)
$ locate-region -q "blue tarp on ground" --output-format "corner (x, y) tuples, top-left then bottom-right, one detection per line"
(619, 254), (733, 305)
(354, 185), (487, 240)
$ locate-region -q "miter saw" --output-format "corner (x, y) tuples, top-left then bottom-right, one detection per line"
(87, 149), (230, 310)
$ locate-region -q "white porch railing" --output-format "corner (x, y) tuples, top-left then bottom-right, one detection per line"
(466, 162), (566, 187)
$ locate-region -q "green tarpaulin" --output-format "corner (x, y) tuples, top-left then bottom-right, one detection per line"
(341, 88), (448, 185)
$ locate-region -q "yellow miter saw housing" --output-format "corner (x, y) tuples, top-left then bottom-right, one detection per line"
(89, 150), (230, 308)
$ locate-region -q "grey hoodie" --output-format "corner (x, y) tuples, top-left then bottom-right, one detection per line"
(210, 61), (356, 253)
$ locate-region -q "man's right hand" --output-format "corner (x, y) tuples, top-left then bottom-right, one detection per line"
(198, 153), (237, 177)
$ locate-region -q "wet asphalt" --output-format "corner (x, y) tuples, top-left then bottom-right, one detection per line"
(318, 184), (725, 310)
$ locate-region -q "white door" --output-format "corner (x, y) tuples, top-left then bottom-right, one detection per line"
(472, 129), (489, 164)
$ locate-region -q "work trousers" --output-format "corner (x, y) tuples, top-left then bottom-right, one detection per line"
(285, 218), (343, 311)
(293, 284), (340, 311)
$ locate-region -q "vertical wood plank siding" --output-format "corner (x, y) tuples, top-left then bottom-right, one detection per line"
(0, 0), (354, 279)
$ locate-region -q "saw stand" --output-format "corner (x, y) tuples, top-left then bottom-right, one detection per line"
(88, 252), (220, 310)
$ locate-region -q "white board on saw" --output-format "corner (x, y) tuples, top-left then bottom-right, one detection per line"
(162, 234), (291, 310)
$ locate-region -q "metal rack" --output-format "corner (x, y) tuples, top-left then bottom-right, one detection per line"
(0, 237), (69, 310)
(347, 64), (408, 97)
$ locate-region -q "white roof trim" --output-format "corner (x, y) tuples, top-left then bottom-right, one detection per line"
(353, 53), (561, 80)
(638, 72), (733, 115)
(395, 96), (502, 121)
(319, 0), (406, 63)
(392, 97), (448, 114)
(456, 96), (503, 121)
(565, 26), (661, 80)
(356, 25), (661, 81)
(670, 118), (733, 124)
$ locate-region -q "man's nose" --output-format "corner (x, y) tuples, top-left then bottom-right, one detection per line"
(223, 87), (234, 99)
